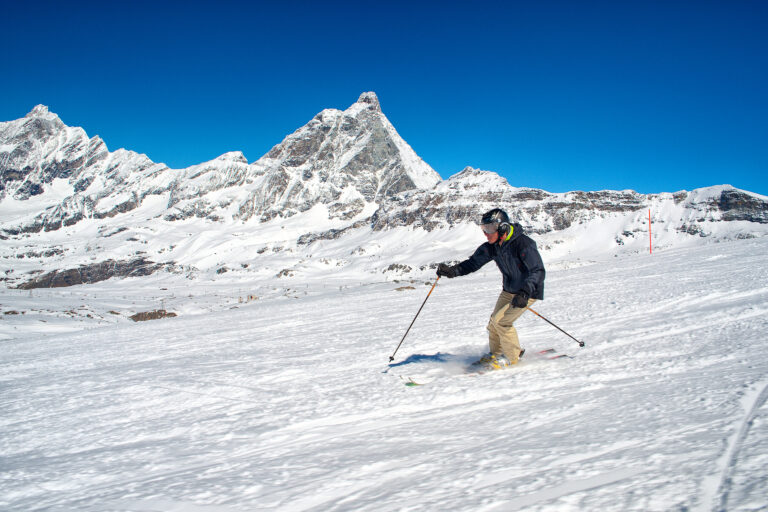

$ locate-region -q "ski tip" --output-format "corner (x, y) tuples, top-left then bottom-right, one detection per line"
(401, 377), (424, 387)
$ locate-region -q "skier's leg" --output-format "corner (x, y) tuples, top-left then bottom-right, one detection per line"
(487, 291), (515, 355)
(494, 298), (536, 362)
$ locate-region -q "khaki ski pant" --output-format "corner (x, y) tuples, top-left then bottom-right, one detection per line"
(487, 291), (536, 362)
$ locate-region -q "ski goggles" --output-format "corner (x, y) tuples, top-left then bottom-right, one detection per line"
(480, 222), (499, 234)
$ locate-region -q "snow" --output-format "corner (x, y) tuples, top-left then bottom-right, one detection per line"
(686, 185), (768, 202)
(1, 237), (767, 511)
(379, 109), (441, 191)
(0, 178), (73, 221)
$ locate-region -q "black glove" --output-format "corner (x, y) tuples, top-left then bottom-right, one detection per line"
(511, 290), (530, 308)
(436, 263), (459, 278)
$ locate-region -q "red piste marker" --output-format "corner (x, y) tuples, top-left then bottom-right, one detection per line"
(649, 209), (652, 254)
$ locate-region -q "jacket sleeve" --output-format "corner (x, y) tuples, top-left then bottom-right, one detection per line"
(456, 243), (494, 276)
(518, 238), (545, 296)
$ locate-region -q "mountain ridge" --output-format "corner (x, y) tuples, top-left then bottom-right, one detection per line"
(2, 93), (768, 289)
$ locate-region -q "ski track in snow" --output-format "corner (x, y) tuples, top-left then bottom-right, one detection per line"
(708, 379), (768, 512)
(1, 238), (768, 511)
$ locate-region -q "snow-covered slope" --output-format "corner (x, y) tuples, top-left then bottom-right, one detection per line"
(1, 237), (766, 510)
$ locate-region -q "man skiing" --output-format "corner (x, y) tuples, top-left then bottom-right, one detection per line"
(436, 208), (545, 370)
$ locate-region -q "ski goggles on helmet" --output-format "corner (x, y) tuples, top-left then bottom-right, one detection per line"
(480, 222), (499, 234)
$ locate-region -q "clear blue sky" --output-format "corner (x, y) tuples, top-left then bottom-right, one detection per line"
(2, 1), (766, 194)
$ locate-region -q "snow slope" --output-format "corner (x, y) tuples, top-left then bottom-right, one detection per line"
(1, 237), (767, 511)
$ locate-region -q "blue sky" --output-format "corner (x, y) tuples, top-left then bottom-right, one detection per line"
(2, 1), (766, 194)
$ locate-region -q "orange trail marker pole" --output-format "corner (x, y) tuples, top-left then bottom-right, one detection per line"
(649, 209), (652, 254)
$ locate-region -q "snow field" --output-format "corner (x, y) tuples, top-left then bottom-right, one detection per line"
(1, 238), (767, 511)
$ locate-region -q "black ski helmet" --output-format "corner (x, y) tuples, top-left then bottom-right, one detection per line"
(480, 208), (511, 236)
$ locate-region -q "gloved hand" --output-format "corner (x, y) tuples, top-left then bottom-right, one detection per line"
(511, 290), (530, 308)
(436, 263), (459, 278)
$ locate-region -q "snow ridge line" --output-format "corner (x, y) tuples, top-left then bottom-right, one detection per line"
(711, 380), (768, 511)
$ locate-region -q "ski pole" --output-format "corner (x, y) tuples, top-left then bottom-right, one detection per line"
(389, 277), (440, 362)
(526, 306), (585, 347)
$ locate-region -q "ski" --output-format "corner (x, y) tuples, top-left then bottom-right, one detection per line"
(401, 376), (424, 387)
(538, 348), (573, 359)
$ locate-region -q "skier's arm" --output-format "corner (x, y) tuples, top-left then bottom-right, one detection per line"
(456, 243), (494, 276)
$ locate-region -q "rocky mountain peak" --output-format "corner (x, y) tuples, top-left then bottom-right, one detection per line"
(444, 167), (511, 188)
(356, 92), (381, 111)
(1, 105), (98, 202)
(239, 92), (440, 221)
(27, 104), (52, 118)
(213, 151), (248, 164)
(21, 105), (63, 129)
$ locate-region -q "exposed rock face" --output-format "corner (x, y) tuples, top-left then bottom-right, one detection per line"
(237, 92), (440, 221)
(129, 310), (178, 322)
(16, 258), (172, 289)
(715, 189), (768, 223)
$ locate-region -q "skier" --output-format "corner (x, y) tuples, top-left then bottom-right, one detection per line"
(436, 208), (545, 370)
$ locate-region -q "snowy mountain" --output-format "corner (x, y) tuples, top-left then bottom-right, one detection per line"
(0, 93), (440, 233)
(1, 94), (768, 290)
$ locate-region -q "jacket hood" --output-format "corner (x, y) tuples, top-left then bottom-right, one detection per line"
(506, 222), (525, 242)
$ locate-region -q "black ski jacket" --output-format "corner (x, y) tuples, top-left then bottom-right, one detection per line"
(456, 223), (545, 299)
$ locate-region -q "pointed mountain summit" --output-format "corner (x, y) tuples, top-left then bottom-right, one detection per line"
(239, 92), (440, 221)
(0, 105), (108, 202)
(356, 91), (381, 111)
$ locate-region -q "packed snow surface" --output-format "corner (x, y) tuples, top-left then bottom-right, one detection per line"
(2, 238), (768, 511)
